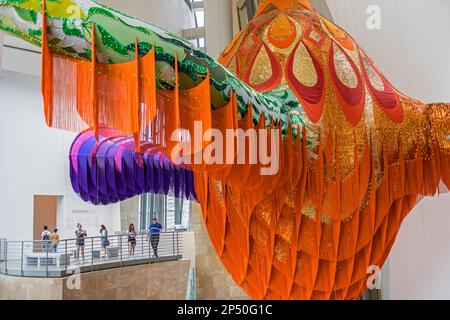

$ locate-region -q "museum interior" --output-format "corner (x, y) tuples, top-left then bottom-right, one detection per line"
(0, 0), (449, 300)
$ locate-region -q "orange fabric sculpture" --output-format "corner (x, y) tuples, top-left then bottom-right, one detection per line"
(2, 0), (449, 300)
(210, 0), (450, 299)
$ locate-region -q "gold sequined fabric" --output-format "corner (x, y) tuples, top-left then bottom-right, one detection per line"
(200, 0), (450, 300)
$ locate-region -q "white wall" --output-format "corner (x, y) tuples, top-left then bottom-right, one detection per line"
(310, 0), (333, 20)
(0, 71), (121, 241)
(1, 35), (41, 77)
(326, 0), (450, 299)
(0, 33), (3, 76)
(204, 0), (233, 59)
(98, 0), (196, 34)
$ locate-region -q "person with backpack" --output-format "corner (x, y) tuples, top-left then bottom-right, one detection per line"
(99, 225), (110, 258)
(41, 226), (51, 252)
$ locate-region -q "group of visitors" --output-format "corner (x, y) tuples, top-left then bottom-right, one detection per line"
(127, 218), (163, 259)
(40, 226), (59, 253)
(126, 218), (163, 259)
(40, 218), (163, 263)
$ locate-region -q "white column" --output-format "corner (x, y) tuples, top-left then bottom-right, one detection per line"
(310, 0), (334, 20)
(204, 0), (233, 58)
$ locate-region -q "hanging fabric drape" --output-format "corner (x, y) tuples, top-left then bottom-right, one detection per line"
(69, 129), (197, 205)
(41, 2), (157, 148)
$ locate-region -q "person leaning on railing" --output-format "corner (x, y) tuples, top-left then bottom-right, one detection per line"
(50, 229), (59, 253)
(148, 218), (162, 258)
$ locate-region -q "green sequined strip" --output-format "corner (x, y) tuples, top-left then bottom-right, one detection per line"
(96, 24), (129, 56)
(62, 19), (83, 38)
(28, 27), (41, 37)
(88, 7), (115, 19)
(14, 6), (36, 23)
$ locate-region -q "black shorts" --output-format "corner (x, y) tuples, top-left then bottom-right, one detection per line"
(128, 238), (136, 245)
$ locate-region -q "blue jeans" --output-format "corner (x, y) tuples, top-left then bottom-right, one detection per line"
(52, 244), (58, 253)
(42, 241), (50, 252)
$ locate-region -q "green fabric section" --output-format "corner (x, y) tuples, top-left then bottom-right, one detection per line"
(14, 6), (36, 23)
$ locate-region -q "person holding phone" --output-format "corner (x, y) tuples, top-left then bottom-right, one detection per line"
(75, 223), (87, 263)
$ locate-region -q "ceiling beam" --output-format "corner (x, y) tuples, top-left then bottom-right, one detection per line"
(191, 1), (204, 10)
(181, 26), (205, 40)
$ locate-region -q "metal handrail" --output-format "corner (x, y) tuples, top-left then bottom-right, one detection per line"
(0, 229), (184, 279)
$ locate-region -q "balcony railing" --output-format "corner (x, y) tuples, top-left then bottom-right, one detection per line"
(0, 231), (183, 278)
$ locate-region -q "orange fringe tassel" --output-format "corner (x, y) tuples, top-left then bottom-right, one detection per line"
(41, 0), (53, 127)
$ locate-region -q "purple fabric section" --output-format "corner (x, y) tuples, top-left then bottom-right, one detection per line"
(70, 129), (197, 205)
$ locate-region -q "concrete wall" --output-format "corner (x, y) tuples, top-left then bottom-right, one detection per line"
(0, 260), (190, 300)
(63, 260), (190, 300)
(182, 230), (196, 266)
(193, 203), (249, 300)
(325, 0), (450, 300)
(0, 275), (63, 300)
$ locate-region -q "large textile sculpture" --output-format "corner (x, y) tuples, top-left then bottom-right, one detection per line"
(0, 0), (449, 299)
(70, 129), (197, 205)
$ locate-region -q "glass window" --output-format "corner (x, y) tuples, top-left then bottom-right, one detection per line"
(139, 193), (192, 231)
